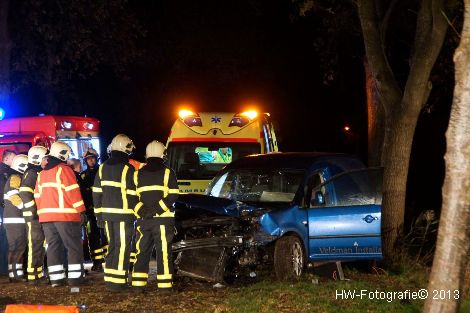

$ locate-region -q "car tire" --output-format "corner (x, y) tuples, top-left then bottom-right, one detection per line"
(274, 235), (305, 281)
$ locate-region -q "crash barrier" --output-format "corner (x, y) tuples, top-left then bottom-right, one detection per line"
(5, 305), (80, 313)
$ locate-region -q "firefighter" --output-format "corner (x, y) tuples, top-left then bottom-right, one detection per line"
(3, 154), (28, 282)
(131, 141), (179, 293)
(34, 142), (86, 287)
(19, 146), (48, 284)
(80, 148), (107, 271)
(92, 134), (138, 292)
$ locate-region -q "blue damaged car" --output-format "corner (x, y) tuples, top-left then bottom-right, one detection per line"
(172, 153), (383, 282)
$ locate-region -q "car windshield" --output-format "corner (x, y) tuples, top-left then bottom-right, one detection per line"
(207, 168), (305, 203)
(167, 142), (261, 180)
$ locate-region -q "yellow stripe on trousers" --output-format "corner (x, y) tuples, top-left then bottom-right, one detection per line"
(118, 222), (126, 271)
(160, 225), (170, 279)
(135, 226), (143, 260)
(27, 222), (33, 273)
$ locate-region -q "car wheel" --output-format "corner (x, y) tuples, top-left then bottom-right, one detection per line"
(274, 235), (305, 281)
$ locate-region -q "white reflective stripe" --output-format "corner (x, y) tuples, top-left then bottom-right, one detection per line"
(8, 264), (12, 269)
(73, 200), (84, 208)
(17, 270), (24, 276)
(16, 202), (24, 210)
(3, 218), (26, 224)
(68, 271), (82, 279)
(56, 167), (64, 209)
(34, 193), (40, 199)
(16, 264), (23, 268)
(19, 187), (34, 193)
(68, 264), (82, 271)
(9, 272), (14, 278)
(24, 200), (35, 208)
(64, 184), (79, 191)
(49, 273), (66, 281)
(38, 208), (77, 214)
(48, 264), (65, 272)
(5, 190), (19, 197)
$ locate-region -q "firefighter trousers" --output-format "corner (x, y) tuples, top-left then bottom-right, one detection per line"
(4, 223), (26, 280)
(86, 213), (108, 265)
(103, 221), (134, 290)
(26, 220), (45, 281)
(132, 218), (174, 290)
(42, 222), (84, 285)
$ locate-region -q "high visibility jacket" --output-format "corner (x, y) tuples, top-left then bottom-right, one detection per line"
(34, 160), (85, 223)
(92, 151), (138, 222)
(0, 162), (15, 206)
(19, 164), (42, 222)
(3, 173), (25, 224)
(134, 158), (179, 219)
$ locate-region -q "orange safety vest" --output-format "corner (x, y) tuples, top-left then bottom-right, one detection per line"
(34, 163), (85, 223)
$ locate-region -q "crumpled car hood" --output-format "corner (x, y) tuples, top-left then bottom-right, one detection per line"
(175, 194), (262, 218)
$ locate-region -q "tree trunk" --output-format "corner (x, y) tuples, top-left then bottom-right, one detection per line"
(0, 0), (11, 110)
(423, 3), (470, 311)
(365, 59), (385, 167)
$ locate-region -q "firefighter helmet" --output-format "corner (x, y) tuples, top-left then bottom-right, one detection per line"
(11, 154), (28, 174)
(28, 145), (48, 165)
(110, 134), (135, 155)
(106, 143), (112, 156)
(49, 141), (72, 161)
(145, 140), (166, 159)
(83, 148), (99, 159)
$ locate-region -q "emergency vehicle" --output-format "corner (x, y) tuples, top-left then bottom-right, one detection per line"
(0, 115), (101, 161)
(166, 110), (279, 194)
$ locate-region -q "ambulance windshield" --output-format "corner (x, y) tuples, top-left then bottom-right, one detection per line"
(167, 142), (260, 180)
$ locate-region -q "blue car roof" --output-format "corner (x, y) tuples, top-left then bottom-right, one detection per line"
(224, 152), (365, 174)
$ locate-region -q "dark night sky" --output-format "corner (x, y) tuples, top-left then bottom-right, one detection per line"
(9, 0), (455, 220)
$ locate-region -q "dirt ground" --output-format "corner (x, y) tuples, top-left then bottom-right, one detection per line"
(0, 270), (231, 313)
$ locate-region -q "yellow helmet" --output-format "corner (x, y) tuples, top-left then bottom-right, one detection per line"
(145, 140), (166, 159)
(110, 134), (135, 155)
(49, 142), (72, 161)
(28, 146), (48, 165)
(11, 154), (28, 174)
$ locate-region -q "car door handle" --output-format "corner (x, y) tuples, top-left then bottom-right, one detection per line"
(363, 215), (378, 223)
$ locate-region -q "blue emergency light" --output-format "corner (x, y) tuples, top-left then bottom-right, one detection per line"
(0, 107), (5, 120)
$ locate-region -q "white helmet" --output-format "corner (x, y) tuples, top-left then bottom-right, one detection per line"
(11, 154), (28, 174)
(28, 146), (48, 165)
(49, 142), (72, 161)
(110, 134), (135, 155)
(145, 140), (166, 159)
(106, 143), (112, 156)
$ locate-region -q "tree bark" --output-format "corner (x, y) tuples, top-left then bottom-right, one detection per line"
(0, 0), (11, 110)
(423, 2), (470, 311)
(365, 59), (385, 167)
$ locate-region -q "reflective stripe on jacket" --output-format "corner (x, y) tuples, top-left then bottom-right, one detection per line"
(19, 164), (41, 222)
(34, 163), (85, 222)
(3, 173), (25, 223)
(92, 153), (138, 222)
(134, 157), (179, 219)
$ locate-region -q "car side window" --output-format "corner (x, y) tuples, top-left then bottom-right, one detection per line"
(304, 173), (324, 207)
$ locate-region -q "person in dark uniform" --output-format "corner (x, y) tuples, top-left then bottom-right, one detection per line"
(0, 150), (17, 275)
(19, 146), (48, 284)
(3, 154), (28, 282)
(79, 148), (107, 271)
(92, 134), (138, 292)
(131, 141), (179, 293)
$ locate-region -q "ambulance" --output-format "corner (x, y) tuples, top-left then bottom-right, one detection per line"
(166, 110), (279, 194)
(0, 115), (101, 161)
